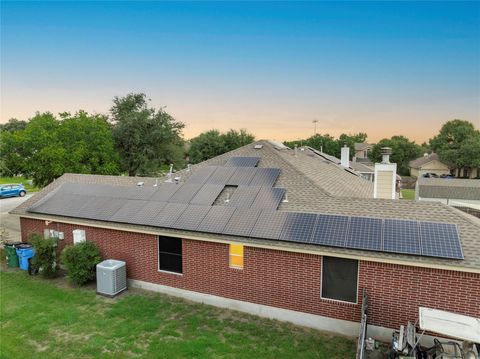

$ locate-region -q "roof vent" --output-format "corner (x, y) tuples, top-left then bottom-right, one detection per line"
(254, 144), (263, 149)
(137, 182), (144, 187)
(381, 147), (392, 164)
(282, 191), (289, 203)
(268, 140), (289, 150)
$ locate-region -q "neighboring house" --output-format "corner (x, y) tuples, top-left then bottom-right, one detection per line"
(12, 140), (480, 342)
(354, 142), (373, 163)
(417, 177), (480, 210)
(410, 153), (480, 179)
(409, 153), (450, 178)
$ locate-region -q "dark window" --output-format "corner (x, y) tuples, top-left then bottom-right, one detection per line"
(321, 256), (358, 303)
(158, 236), (182, 273)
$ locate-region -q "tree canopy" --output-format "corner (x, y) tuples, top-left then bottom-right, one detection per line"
(429, 119), (480, 168)
(368, 136), (423, 175)
(284, 132), (367, 160)
(0, 112), (120, 186)
(188, 129), (255, 164)
(110, 93), (185, 176)
(0, 118), (28, 133)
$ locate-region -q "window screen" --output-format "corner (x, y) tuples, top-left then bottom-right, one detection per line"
(158, 236), (182, 274)
(321, 256), (358, 303)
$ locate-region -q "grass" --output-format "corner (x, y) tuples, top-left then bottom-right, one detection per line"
(401, 189), (415, 200)
(0, 271), (356, 359)
(0, 176), (39, 192)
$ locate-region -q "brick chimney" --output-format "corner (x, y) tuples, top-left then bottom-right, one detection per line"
(374, 147), (397, 199)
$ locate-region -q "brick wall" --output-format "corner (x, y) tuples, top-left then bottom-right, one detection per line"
(20, 217), (480, 330)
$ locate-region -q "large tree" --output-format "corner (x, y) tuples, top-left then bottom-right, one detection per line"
(0, 118), (28, 133)
(110, 93), (185, 176)
(369, 135), (423, 175)
(429, 119), (480, 169)
(0, 112), (120, 186)
(188, 129), (255, 164)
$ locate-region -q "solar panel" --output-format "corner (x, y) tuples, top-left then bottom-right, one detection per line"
(223, 208), (262, 237)
(167, 183), (203, 203)
(250, 210), (287, 240)
(225, 156), (260, 167)
(279, 212), (317, 243)
(206, 167), (236, 185)
(109, 199), (149, 223)
(189, 184), (224, 205)
(248, 168), (281, 187)
(153, 203), (189, 227)
(185, 166), (217, 184)
(346, 217), (383, 251)
(131, 201), (168, 226)
(383, 219), (421, 255)
(311, 214), (349, 248)
(226, 186), (261, 208)
(197, 206), (236, 233)
(150, 184), (182, 202)
(29, 193), (92, 218)
(419, 222), (463, 259)
(171, 205), (211, 231)
(226, 167), (257, 186)
(250, 187), (286, 210)
(75, 197), (126, 221)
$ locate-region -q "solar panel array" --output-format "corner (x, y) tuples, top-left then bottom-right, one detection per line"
(28, 155), (464, 261)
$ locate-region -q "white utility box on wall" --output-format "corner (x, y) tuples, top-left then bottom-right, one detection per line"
(73, 229), (86, 244)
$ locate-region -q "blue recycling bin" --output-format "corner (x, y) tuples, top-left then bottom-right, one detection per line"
(16, 245), (35, 271)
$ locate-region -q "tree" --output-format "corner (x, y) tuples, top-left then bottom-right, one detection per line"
(0, 111), (120, 186)
(188, 129), (255, 164)
(285, 133), (339, 156)
(223, 129), (255, 152)
(338, 132), (368, 159)
(110, 93), (185, 176)
(429, 119), (480, 169)
(0, 118), (28, 133)
(369, 136), (423, 175)
(189, 130), (226, 164)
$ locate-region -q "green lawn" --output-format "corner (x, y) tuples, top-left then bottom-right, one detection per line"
(401, 189), (415, 200)
(0, 176), (39, 192)
(0, 271), (356, 358)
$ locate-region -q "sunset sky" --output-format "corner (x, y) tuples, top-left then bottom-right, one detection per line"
(1, 1), (479, 143)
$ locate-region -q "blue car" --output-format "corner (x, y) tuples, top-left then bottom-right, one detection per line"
(0, 184), (27, 198)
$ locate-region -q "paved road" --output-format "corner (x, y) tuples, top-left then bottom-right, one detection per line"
(0, 194), (33, 242)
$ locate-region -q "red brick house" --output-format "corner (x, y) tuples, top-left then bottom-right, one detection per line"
(12, 141), (480, 341)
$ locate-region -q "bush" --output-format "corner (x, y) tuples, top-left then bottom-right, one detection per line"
(30, 234), (59, 278)
(61, 241), (102, 285)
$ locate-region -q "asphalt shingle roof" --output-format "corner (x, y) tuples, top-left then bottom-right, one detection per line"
(409, 153), (446, 169)
(12, 140), (480, 272)
(418, 178), (480, 200)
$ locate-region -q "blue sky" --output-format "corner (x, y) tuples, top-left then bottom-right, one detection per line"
(1, 1), (479, 142)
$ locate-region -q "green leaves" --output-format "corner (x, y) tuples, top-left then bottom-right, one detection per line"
(369, 136), (423, 175)
(0, 111), (120, 186)
(188, 129), (255, 164)
(429, 119), (480, 168)
(60, 241), (102, 285)
(110, 93), (185, 176)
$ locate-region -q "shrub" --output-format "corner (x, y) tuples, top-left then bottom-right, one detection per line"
(30, 234), (59, 278)
(61, 241), (102, 285)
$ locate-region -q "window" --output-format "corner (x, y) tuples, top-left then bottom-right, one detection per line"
(321, 256), (358, 303)
(158, 236), (182, 274)
(229, 244), (244, 269)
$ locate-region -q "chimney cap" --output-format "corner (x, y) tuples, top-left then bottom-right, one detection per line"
(380, 147), (392, 156)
